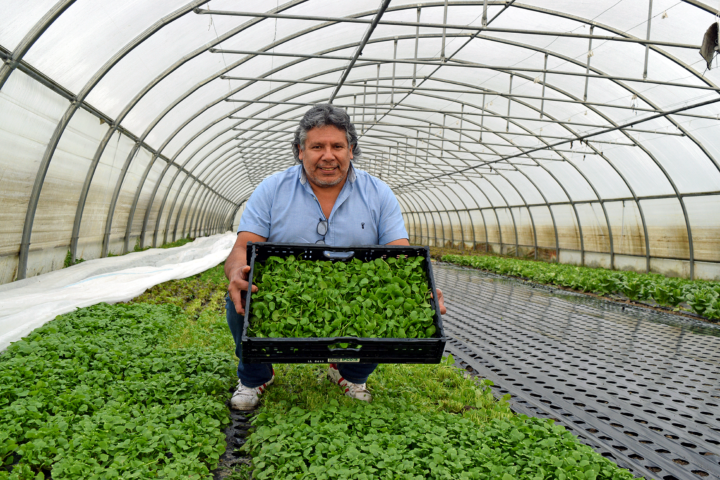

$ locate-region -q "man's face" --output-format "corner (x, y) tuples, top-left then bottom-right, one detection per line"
(299, 125), (353, 188)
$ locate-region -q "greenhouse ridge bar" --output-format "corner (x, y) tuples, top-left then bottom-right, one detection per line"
(1, 0), (720, 284)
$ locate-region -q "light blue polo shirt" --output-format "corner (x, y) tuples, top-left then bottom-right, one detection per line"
(238, 164), (407, 246)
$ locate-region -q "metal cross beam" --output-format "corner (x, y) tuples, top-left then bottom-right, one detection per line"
(397, 94), (720, 188)
(225, 98), (688, 134)
(194, 9), (701, 49)
(210, 48), (720, 92)
(226, 117), (638, 146)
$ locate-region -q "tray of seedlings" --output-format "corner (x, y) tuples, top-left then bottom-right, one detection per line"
(241, 242), (446, 364)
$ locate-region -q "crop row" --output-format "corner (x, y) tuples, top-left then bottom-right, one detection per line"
(442, 254), (720, 320)
(244, 376), (635, 480)
(0, 302), (235, 479)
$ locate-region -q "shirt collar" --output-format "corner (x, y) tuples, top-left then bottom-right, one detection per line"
(299, 163), (356, 185)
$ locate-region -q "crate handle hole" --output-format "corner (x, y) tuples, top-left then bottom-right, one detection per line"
(324, 251), (355, 260)
(328, 343), (363, 352)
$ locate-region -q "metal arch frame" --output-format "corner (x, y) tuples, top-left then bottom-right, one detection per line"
(128, 12), (704, 262)
(70, 0), (308, 259)
(167, 86), (561, 260)
(147, 111), (295, 247)
(358, 35), (686, 273)
(14, 0), (212, 278)
(154, 73), (606, 269)
(6, 3), (717, 277)
(0, 0), (75, 91)
(355, 119), (550, 255)
(202, 105), (516, 251)
(164, 134), (257, 244)
(359, 130), (526, 254)
(387, 47), (704, 273)
(172, 138), (296, 239)
(397, 195), (431, 245)
(361, 117), (561, 260)
(360, 133), (485, 252)
(175, 144), (284, 239)
(157, 129), (247, 246)
(401, 192), (439, 246)
(14, 1), (712, 278)
(206, 47), (599, 265)
(120, 1), (521, 254)
(101, 2), (421, 254)
(421, 174), (481, 251)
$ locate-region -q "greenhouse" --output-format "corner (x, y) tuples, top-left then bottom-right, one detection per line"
(1, 1), (720, 479)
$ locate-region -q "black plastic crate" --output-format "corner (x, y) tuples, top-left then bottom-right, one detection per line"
(241, 242), (446, 364)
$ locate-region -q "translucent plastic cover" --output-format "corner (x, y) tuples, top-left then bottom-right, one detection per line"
(0, 0), (719, 282)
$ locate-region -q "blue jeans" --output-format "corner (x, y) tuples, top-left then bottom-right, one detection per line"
(225, 295), (378, 388)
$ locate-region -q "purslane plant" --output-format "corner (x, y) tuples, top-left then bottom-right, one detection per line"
(443, 254), (720, 320)
(248, 255), (437, 338)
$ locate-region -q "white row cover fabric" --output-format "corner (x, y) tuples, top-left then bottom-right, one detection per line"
(0, 233), (235, 352)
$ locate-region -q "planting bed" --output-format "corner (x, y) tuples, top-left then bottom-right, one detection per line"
(0, 302), (235, 479)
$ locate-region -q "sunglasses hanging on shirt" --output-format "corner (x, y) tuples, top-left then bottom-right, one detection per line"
(316, 219), (328, 244)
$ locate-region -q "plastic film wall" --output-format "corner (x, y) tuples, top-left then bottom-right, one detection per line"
(1, 0), (719, 284)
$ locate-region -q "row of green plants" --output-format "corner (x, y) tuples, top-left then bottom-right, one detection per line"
(0, 302), (235, 479)
(443, 254), (720, 320)
(241, 356), (635, 480)
(249, 255), (436, 339)
(2, 261), (640, 478)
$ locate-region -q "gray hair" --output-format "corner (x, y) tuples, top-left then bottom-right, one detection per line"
(292, 104), (361, 162)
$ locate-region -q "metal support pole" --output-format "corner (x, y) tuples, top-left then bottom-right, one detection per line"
(328, 0), (391, 103)
(441, 114), (446, 157)
(392, 37), (398, 105)
(363, 81), (367, 131)
(459, 104), (464, 151)
(644, 0), (653, 80)
(441, 0), (448, 62)
(482, 0), (489, 27)
(506, 74), (513, 132)
(375, 64), (380, 122)
(540, 53), (548, 118)
(413, 6), (420, 87)
(584, 25), (594, 102)
(480, 93), (485, 142)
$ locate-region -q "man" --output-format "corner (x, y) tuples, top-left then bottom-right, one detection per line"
(225, 104), (446, 410)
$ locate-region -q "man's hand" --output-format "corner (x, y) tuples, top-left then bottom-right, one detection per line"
(228, 264), (258, 315)
(435, 288), (447, 315)
(225, 232), (267, 315)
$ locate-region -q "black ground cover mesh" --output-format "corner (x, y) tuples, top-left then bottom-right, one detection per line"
(435, 264), (720, 480)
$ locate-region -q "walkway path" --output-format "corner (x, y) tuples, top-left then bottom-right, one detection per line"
(435, 263), (720, 480)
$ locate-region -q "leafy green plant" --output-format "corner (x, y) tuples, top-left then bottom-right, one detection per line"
(241, 356), (636, 480)
(443, 254), (720, 320)
(248, 255), (436, 339)
(63, 250), (84, 268)
(243, 402), (635, 480)
(0, 303), (235, 479)
(160, 236), (195, 249)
